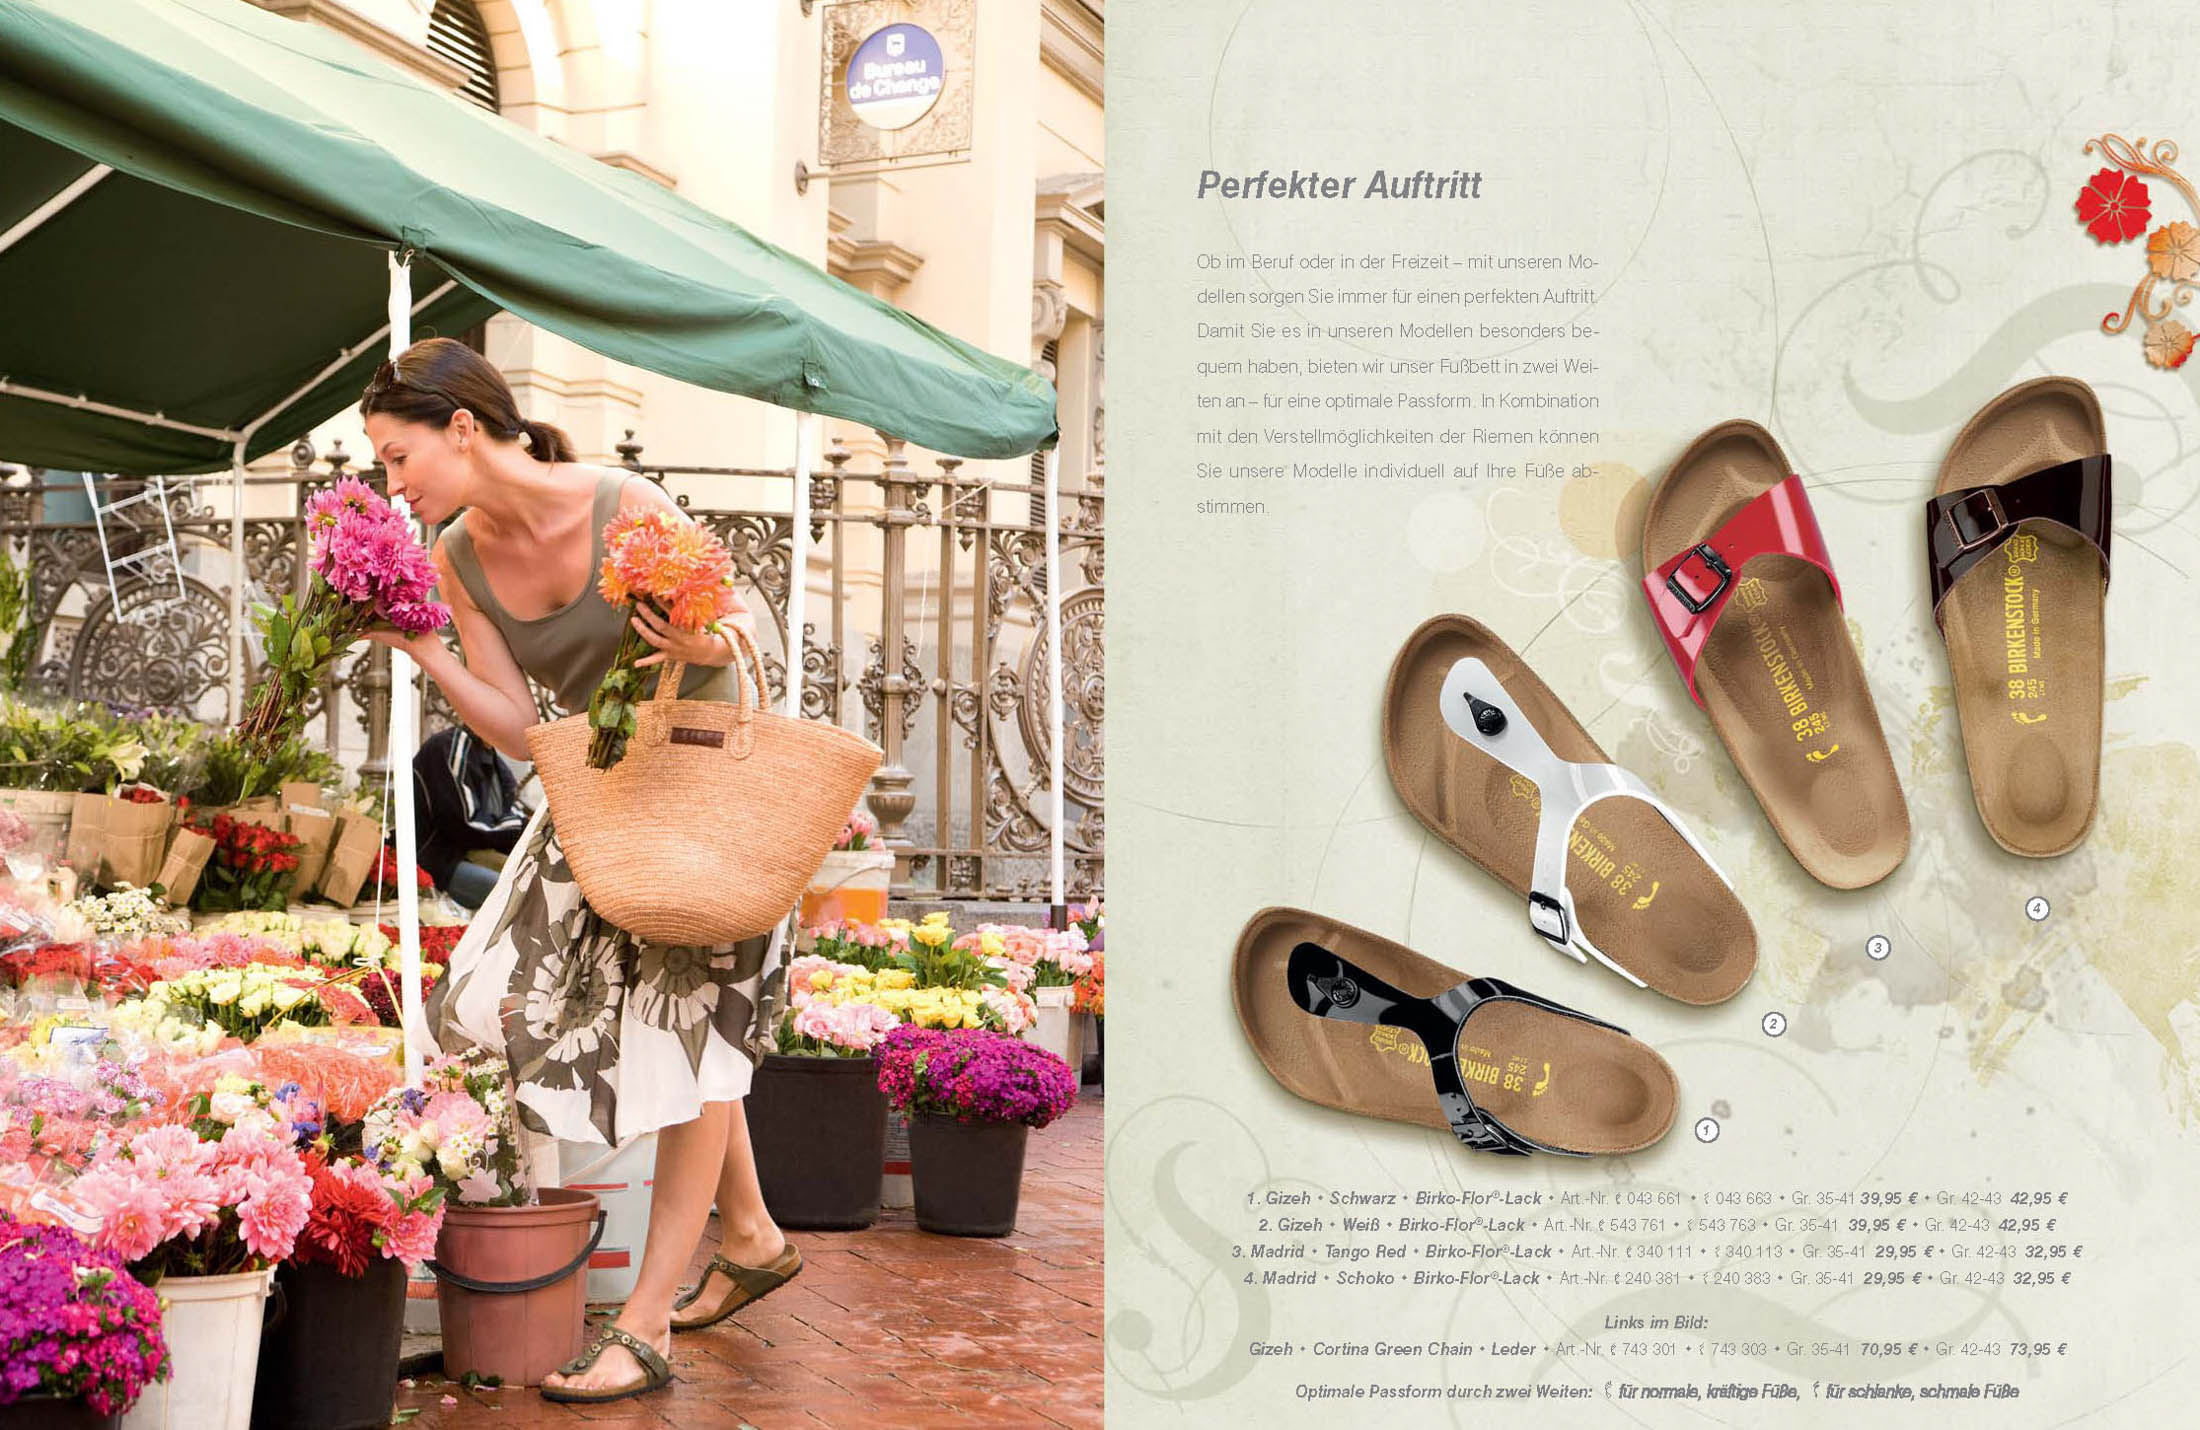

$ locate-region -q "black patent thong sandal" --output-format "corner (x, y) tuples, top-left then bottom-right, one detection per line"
(1231, 908), (1679, 1157)
(670, 1244), (803, 1331)
(539, 1325), (673, 1404)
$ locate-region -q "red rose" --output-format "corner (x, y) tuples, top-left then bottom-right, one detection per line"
(2077, 167), (2151, 243)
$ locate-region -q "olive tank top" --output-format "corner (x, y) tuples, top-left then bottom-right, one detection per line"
(438, 469), (737, 715)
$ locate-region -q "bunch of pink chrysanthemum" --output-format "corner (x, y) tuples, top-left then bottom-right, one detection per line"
(237, 477), (449, 763)
(73, 1118), (312, 1277)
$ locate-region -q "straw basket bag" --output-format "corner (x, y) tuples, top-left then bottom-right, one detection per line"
(524, 627), (883, 944)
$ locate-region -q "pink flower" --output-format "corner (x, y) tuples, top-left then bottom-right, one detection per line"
(77, 1173), (165, 1264)
(385, 599), (451, 635)
(154, 1168), (224, 1243)
(383, 1206), (443, 1267)
(236, 1175), (310, 1262)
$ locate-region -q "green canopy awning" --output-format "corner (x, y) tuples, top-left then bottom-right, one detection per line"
(0, 0), (1057, 474)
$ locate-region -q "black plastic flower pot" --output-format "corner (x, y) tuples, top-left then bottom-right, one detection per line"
(748, 1053), (888, 1230)
(907, 1114), (1030, 1237)
(248, 1258), (405, 1430)
(0, 1398), (119, 1430)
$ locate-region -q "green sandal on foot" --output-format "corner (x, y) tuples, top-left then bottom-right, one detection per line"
(670, 1244), (803, 1331)
(539, 1325), (673, 1404)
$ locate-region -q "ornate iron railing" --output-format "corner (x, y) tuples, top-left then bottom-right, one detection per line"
(0, 435), (1103, 904)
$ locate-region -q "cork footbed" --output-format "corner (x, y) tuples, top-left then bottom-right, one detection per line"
(1381, 615), (1756, 1005)
(1641, 421), (1910, 888)
(1231, 907), (1677, 1157)
(1933, 377), (2106, 857)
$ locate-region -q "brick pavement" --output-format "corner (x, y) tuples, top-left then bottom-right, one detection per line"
(393, 1096), (1103, 1430)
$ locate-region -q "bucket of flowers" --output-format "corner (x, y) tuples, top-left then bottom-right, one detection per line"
(798, 806), (893, 929)
(954, 922), (1092, 1068)
(243, 1041), (434, 1430)
(874, 1024), (1076, 1237)
(746, 954), (905, 1230)
(365, 1049), (600, 1388)
(0, 1214), (169, 1429)
(68, 1093), (314, 1430)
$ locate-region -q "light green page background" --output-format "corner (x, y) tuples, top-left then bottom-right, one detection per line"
(1107, 2), (2200, 1424)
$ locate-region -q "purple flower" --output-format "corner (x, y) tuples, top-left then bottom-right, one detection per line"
(0, 1214), (168, 1414)
(874, 1026), (1077, 1128)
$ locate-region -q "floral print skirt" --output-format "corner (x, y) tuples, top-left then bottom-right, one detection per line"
(423, 804), (778, 1145)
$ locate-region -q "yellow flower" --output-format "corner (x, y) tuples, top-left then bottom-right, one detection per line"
(808, 969), (834, 990)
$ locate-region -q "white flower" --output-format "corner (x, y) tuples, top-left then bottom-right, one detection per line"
(272, 986), (306, 1012)
(437, 1131), (479, 1179)
(455, 1170), (504, 1205)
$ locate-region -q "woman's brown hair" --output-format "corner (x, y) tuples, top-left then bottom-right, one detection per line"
(359, 337), (577, 463)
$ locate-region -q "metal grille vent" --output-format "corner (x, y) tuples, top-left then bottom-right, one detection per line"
(428, 0), (500, 112)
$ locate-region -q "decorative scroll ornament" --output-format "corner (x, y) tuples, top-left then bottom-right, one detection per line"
(2080, 134), (2200, 368)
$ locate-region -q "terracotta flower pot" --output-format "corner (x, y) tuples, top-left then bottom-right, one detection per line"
(907, 1115), (1029, 1237)
(748, 1053), (887, 1230)
(430, 1189), (603, 1388)
(249, 1260), (405, 1430)
(0, 1399), (120, 1430)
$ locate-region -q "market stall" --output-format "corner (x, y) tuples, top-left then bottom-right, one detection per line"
(0, 0), (1063, 1067)
(0, 0), (1074, 1422)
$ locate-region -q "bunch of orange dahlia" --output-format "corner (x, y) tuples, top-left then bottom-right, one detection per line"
(588, 510), (742, 768)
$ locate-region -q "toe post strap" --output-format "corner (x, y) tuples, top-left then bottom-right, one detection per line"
(1287, 940), (1622, 1158)
(1437, 657), (1732, 987)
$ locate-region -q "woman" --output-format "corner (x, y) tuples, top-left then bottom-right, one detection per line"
(361, 338), (800, 1403)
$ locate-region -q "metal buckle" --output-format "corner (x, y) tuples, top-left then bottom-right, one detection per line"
(1664, 543), (1732, 615)
(1943, 488), (2006, 552)
(1527, 892), (1569, 946)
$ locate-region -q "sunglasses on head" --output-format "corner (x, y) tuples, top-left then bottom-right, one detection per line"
(366, 360), (454, 406)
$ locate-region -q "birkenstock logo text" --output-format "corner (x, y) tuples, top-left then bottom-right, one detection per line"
(1739, 591), (1840, 758)
(1507, 777), (1657, 902)
(1367, 1027), (1427, 1066)
(2001, 539), (2050, 720)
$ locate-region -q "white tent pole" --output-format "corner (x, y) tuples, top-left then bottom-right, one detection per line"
(0, 381), (240, 443)
(385, 252), (426, 1088)
(1043, 445), (1065, 910)
(0, 164), (112, 257)
(229, 442), (249, 720)
(783, 413), (814, 718)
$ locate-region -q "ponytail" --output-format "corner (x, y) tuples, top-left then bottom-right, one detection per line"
(519, 419), (577, 464)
